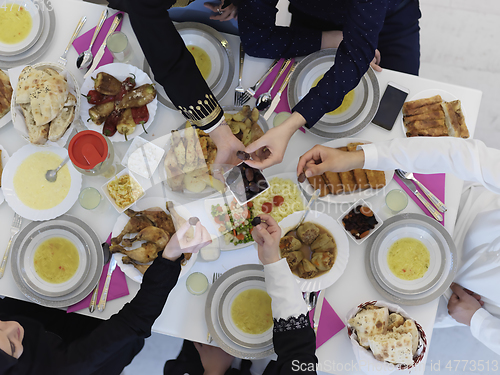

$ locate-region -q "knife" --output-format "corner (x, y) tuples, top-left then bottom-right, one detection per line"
(399, 176), (443, 222)
(313, 291), (324, 333)
(83, 13), (123, 80)
(97, 255), (117, 312)
(264, 62), (296, 120)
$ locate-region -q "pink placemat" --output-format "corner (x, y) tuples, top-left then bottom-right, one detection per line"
(308, 298), (345, 349)
(395, 173), (445, 226)
(72, 12), (124, 71)
(67, 234), (129, 313)
(254, 58), (306, 132)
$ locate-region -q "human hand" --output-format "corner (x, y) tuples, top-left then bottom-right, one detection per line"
(370, 49), (382, 72)
(296, 144), (365, 179)
(251, 214), (282, 265)
(210, 122), (245, 168)
(194, 342), (234, 375)
(162, 220), (212, 261)
(447, 283), (484, 326)
(204, 1), (238, 21)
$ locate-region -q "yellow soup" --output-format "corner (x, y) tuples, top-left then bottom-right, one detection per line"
(188, 45), (211, 80)
(312, 75), (355, 115)
(0, 4), (33, 44)
(231, 289), (273, 334)
(34, 237), (79, 284)
(14, 152), (71, 210)
(387, 237), (430, 280)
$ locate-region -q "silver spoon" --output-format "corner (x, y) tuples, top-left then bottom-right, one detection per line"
(77, 9), (108, 70)
(45, 156), (70, 183)
(256, 59), (291, 111)
(284, 188), (321, 236)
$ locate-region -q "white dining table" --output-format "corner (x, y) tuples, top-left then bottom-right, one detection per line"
(0, 0), (483, 374)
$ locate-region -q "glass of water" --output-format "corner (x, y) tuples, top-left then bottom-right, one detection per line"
(79, 187), (104, 210)
(106, 31), (132, 63)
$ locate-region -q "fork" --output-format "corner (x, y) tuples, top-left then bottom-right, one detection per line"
(396, 169), (447, 213)
(0, 213), (22, 278)
(234, 43), (246, 105)
(239, 58), (280, 105)
(207, 272), (223, 343)
(58, 16), (87, 66)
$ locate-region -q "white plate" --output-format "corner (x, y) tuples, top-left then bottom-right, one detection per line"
(0, 70), (13, 129)
(279, 210), (350, 292)
(2, 144), (82, 221)
(80, 63), (158, 142)
(10, 62), (81, 147)
(111, 197), (198, 283)
(0, 144), (10, 205)
(205, 264), (274, 359)
(402, 89), (464, 138)
(0, 0), (43, 55)
(299, 138), (393, 204)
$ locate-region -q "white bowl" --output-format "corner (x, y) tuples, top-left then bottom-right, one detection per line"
(101, 168), (145, 213)
(337, 198), (383, 245)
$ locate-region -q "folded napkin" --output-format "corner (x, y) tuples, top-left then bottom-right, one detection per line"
(72, 12), (124, 71)
(254, 58), (305, 132)
(308, 298), (345, 349)
(67, 234), (129, 313)
(395, 173), (445, 226)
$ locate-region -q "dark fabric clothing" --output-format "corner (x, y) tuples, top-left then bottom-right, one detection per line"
(238, 0), (421, 128)
(107, 0), (224, 131)
(0, 256), (182, 375)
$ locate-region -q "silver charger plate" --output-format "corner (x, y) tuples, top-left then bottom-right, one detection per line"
(0, 0), (56, 69)
(365, 213), (458, 305)
(205, 264), (275, 359)
(287, 49), (380, 139)
(143, 22), (235, 110)
(11, 215), (104, 308)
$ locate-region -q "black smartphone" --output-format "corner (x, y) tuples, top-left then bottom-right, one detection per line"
(372, 82), (409, 131)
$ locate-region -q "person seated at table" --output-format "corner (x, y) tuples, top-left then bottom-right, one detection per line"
(107, 0), (244, 166)
(297, 136), (500, 355)
(0, 220), (212, 375)
(164, 214), (318, 374)
(205, 0), (421, 170)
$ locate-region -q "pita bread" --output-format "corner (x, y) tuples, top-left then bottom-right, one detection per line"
(48, 105), (75, 142)
(369, 332), (414, 366)
(0, 69), (13, 119)
(29, 74), (68, 125)
(393, 319), (419, 355)
(387, 313), (405, 331)
(16, 66), (48, 104)
(348, 307), (389, 348)
(20, 104), (49, 145)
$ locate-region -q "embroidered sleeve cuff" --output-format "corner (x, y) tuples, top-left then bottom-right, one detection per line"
(273, 313), (311, 333)
(200, 116), (224, 133)
(360, 144), (379, 170)
(177, 94), (224, 132)
(470, 308), (491, 338)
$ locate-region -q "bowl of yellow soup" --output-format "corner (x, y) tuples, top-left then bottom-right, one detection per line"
(20, 229), (91, 297)
(0, 0), (43, 55)
(1, 144), (82, 221)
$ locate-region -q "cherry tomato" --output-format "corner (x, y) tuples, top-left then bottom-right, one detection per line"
(246, 201), (253, 208)
(262, 202), (273, 214)
(273, 195), (285, 207)
(216, 206), (223, 212)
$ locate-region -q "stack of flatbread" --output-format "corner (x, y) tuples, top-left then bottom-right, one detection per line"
(0, 69), (13, 120)
(306, 142), (386, 197)
(348, 306), (420, 366)
(15, 66), (76, 145)
(403, 95), (469, 138)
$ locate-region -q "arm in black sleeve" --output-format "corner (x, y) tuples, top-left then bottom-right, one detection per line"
(108, 0), (224, 131)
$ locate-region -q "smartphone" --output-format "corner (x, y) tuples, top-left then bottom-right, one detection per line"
(372, 82), (409, 131)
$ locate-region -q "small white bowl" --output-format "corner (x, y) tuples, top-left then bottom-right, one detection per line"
(101, 168), (145, 213)
(337, 198), (383, 245)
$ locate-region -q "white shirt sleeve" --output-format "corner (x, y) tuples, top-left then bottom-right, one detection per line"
(361, 138), (500, 194)
(264, 259), (308, 320)
(470, 308), (500, 355)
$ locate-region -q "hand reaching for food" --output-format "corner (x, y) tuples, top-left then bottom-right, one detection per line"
(296, 144), (365, 179)
(447, 283), (484, 326)
(210, 122), (245, 169)
(162, 220), (212, 262)
(204, 1), (238, 22)
(251, 214), (281, 265)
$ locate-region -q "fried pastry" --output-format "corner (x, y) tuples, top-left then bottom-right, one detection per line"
(322, 171), (343, 194)
(306, 174), (330, 197)
(442, 100), (469, 138)
(365, 169), (386, 189)
(402, 94), (442, 114)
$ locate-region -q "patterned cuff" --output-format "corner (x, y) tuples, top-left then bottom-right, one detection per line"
(273, 313), (311, 333)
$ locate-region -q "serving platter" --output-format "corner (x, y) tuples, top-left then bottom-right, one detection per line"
(278, 210), (349, 292)
(2, 144), (82, 221)
(144, 22), (235, 110)
(80, 63), (158, 142)
(0, 144), (10, 205)
(365, 213), (458, 305)
(205, 264), (275, 359)
(10, 215), (104, 308)
(298, 138), (394, 204)
(288, 49), (380, 139)
(111, 197), (198, 283)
